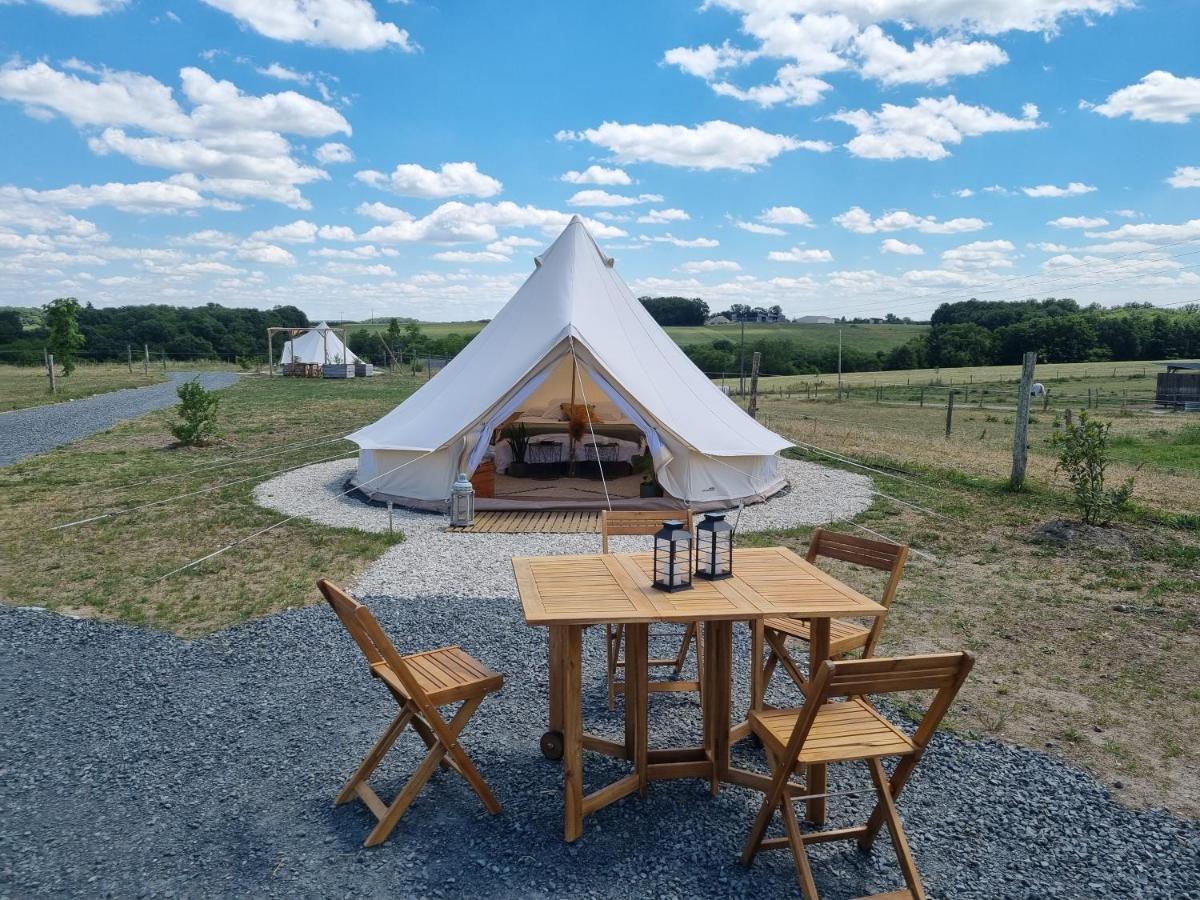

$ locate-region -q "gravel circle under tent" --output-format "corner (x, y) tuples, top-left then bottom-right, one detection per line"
(0, 371), (239, 467)
(2, 456), (1197, 898)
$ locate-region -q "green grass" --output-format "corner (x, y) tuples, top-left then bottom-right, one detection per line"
(0, 372), (421, 635)
(0, 362), (171, 412)
(1109, 424), (1200, 472)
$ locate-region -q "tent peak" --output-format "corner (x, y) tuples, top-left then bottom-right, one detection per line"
(568, 214), (584, 224)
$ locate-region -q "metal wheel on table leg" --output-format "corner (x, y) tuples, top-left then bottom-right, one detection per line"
(540, 730), (564, 760)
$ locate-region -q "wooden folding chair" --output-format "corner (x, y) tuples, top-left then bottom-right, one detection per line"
(318, 579), (504, 847)
(742, 652), (974, 899)
(760, 528), (908, 702)
(600, 509), (702, 710)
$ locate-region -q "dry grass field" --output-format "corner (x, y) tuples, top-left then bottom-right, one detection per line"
(0, 362), (169, 412)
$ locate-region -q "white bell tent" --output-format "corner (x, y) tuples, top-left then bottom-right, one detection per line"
(348, 217), (791, 510)
(278, 322), (361, 366)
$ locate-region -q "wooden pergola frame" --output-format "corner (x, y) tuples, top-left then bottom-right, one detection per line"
(266, 325), (350, 377)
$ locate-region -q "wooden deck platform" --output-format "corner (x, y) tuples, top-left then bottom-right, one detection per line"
(451, 510), (600, 534)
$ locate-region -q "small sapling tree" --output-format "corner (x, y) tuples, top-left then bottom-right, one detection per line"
(1051, 411), (1134, 526)
(171, 378), (221, 446)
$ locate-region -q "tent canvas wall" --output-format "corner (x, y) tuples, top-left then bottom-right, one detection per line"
(279, 322), (361, 366)
(348, 217), (791, 510)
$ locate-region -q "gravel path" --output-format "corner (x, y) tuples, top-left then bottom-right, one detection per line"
(2, 601), (1196, 899)
(253, 456), (876, 598)
(0, 372), (239, 467)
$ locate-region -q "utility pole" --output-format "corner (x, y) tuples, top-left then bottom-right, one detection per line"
(748, 351), (762, 419)
(1009, 351), (1038, 491)
(836, 327), (843, 401)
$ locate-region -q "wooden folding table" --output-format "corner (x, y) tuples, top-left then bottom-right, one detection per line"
(513, 546), (886, 842)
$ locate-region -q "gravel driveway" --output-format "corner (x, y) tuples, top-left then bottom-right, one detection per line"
(0, 372), (239, 467)
(1, 601), (1196, 899)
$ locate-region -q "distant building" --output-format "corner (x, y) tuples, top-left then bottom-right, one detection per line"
(793, 315), (836, 325)
(706, 315), (732, 325)
(1157, 361), (1200, 408)
(752, 309), (786, 323)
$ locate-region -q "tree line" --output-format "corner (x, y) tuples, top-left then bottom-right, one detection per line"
(0, 300), (310, 367)
(885, 299), (1200, 369)
(345, 319), (477, 369)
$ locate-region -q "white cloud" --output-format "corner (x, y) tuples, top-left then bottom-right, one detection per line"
(942, 239), (1015, 270)
(257, 63), (309, 83)
(711, 66), (833, 108)
(249, 219), (319, 243)
(315, 142), (353, 164)
(359, 200), (628, 245)
(638, 233), (720, 248)
(236, 243), (295, 265)
(556, 120), (807, 172)
(1168, 166), (1200, 189)
(662, 42), (756, 80)
(432, 250), (510, 264)
(1021, 182), (1097, 198)
(1088, 71), (1200, 124)
(560, 165), (632, 185)
(833, 205), (988, 234)
(768, 247), (833, 262)
(355, 161), (502, 198)
(982, 184), (1012, 195)
(485, 235), (542, 254)
(1029, 241), (1070, 253)
(880, 238), (923, 255)
(734, 220), (786, 236)
(1048, 215), (1108, 229)
(567, 190), (664, 208)
(760, 206), (812, 226)
(677, 259), (742, 273)
(953, 188), (975, 198)
(832, 95), (1041, 160)
(20, 0), (127, 14)
(1086, 218), (1200, 243)
(0, 61), (349, 210)
(637, 208), (690, 224)
(198, 0), (415, 51)
(854, 26), (1007, 85)
(2, 179), (219, 213)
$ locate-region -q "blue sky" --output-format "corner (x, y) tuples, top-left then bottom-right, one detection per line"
(0, 0), (1197, 322)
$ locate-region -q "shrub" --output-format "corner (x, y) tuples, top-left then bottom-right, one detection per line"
(1051, 411), (1134, 526)
(171, 378), (221, 446)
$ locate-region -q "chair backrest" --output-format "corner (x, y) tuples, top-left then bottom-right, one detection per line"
(600, 508), (692, 553)
(783, 652), (974, 763)
(319, 578), (384, 666)
(806, 528), (908, 644)
(318, 578), (434, 711)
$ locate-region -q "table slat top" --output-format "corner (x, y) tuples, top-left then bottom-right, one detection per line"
(513, 546), (886, 626)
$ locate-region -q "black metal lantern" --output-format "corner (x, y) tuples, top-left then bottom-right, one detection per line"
(652, 519), (692, 592)
(695, 512), (734, 580)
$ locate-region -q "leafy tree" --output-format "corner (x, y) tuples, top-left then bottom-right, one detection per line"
(170, 379), (222, 447)
(638, 296), (710, 326)
(44, 297), (86, 375)
(1051, 412), (1134, 526)
(925, 322), (994, 367)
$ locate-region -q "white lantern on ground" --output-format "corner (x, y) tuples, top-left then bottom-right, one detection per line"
(653, 519), (692, 592)
(449, 472), (475, 527)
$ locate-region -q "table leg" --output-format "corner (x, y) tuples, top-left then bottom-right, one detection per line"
(625, 623), (649, 798)
(702, 620), (732, 796)
(806, 617), (831, 825)
(548, 627), (563, 734)
(749, 617), (765, 713)
(559, 625), (584, 843)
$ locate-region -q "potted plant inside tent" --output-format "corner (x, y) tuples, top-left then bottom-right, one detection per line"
(631, 449), (662, 498)
(502, 423), (531, 477)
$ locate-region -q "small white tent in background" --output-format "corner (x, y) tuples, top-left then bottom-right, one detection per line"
(278, 322), (362, 366)
(348, 217), (792, 511)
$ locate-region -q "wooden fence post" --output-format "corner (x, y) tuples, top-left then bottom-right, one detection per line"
(127, 344), (133, 374)
(143, 344), (150, 377)
(47, 353), (57, 395)
(1009, 351), (1037, 491)
(945, 390), (955, 438)
(748, 351), (762, 419)
(920, 387), (925, 408)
